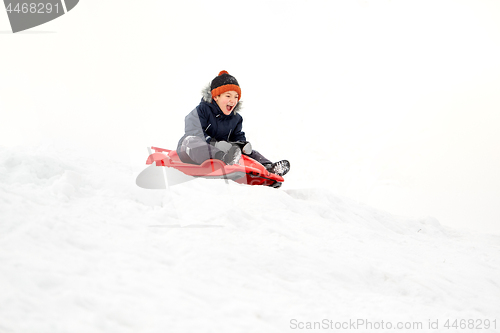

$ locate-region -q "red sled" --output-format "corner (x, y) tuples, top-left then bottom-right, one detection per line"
(136, 146), (284, 189)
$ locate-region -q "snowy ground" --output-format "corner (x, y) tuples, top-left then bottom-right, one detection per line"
(1, 145), (499, 333)
(2, 1), (500, 331)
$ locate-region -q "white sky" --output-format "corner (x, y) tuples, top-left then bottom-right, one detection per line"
(1, 0), (499, 232)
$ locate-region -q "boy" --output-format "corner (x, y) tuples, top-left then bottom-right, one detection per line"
(177, 70), (290, 176)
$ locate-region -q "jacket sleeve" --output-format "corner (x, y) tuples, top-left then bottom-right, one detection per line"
(230, 116), (246, 142)
(184, 106), (211, 142)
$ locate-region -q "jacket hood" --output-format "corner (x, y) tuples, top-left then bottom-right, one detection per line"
(201, 83), (243, 114)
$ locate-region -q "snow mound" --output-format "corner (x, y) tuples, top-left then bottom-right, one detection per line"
(1, 146), (499, 333)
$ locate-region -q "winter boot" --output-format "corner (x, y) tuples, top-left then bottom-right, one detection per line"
(264, 160), (290, 176)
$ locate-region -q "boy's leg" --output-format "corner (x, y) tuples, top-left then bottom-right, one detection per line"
(179, 136), (222, 165)
(246, 150), (272, 165)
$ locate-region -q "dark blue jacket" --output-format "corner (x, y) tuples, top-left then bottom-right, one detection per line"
(177, 98), (246, 151)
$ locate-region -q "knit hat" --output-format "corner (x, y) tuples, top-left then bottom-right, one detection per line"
(210, 71), (241, 100)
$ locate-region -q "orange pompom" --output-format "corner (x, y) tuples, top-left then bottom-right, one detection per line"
(218, 70), (229, 76)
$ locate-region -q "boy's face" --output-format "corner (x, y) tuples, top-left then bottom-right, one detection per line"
(214, 91), (239, 115)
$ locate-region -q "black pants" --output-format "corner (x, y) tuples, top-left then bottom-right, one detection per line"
(178, 136), (271, 165)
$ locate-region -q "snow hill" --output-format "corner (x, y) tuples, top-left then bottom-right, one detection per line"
(1, 145), (499, 333)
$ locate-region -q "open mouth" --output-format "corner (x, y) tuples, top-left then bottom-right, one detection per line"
(226, 105), (233, 112)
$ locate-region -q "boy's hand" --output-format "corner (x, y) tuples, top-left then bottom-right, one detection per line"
(212, 140), (232, 153)
(232, 141), (252, 155)
(210, 140), (252, 155)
